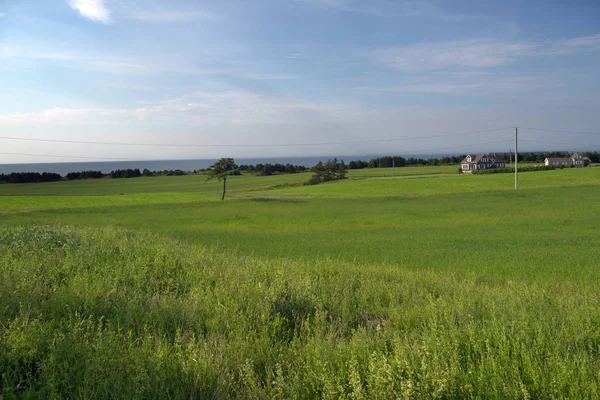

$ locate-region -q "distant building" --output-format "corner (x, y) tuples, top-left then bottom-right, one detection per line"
(461, 153), (507, 173)
(544, 153), (584, 168)
(571, 153), (585, 167)
(544, 157), (572, 167)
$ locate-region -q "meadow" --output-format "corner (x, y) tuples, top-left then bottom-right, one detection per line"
(1, 166), (600, 398)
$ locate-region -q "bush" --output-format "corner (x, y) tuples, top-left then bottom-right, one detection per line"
(306, 159), (347, 185)
(472, 165), (555, 175)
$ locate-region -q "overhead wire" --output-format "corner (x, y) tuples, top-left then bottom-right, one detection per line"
(0, 127), (513, 148)
(518, 127), (600, 136)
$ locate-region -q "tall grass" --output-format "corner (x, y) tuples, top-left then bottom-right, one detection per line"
(2, 225), (599, 398)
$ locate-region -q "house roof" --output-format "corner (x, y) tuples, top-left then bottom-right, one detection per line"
(571, 153), (582, 158)
(490, 153), (506, 162)
(462, 153), (506, 163)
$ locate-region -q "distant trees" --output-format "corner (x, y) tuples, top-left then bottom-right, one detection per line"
(307, 158), (347, 185)
(109, 169), (142, 179)
(238, 163), (308, 176)
(348, 160), (369, 169)
(348, 155), (465, 169)
(0, 172), (62, 184)
(207, 158), (238, 200)
(583, 151), (599, 164)
(65, 171), (104, 180)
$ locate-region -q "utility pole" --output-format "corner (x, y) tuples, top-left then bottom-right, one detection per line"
(515, 127), (518, 191)
(393, 158), (395, 179)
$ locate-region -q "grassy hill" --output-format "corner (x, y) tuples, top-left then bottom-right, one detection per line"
(1, 166), (600, 398)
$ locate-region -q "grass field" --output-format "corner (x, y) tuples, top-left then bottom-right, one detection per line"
(1, 166), (600, 398)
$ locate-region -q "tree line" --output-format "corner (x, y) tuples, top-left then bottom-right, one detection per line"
(0, 172), (62, 184)
(2, 151), (597, 185)
(238, 163), (309, 176)
(348, 155), (467, 169)
(347, 151), (599, 168)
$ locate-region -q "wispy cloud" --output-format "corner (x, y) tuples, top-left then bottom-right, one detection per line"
(296, 0), (479, 21)
(68, 0), (111, 24)
(376, 34), (600, 72)
(545, 34), (600, 55)
(0, 12), (5, 19)
(359, 76), (549, 95)
(1, 45), (150, 73)
(2, 44), (300, 80)
(0, 90), (352, 126)
(377, 40), (534, 71)
(130, 10), (217, 23)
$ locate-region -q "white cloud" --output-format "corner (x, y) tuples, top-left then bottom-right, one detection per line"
(0, 12), (5, 18)
(0, 90), (352, 127)
(68, 0), (111, 24)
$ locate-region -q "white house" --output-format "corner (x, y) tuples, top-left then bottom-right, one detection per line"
(544, 153), (584, 168)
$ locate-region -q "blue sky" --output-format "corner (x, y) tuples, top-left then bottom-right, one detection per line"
(1, 0), (599, 162)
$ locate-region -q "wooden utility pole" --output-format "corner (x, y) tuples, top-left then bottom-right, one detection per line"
(393, 158), (395, 179)
(515, 127), (518, 191)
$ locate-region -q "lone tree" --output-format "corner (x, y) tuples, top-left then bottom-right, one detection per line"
(207, 158), (238, 200)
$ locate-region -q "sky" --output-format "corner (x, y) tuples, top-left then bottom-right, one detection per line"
(1, 0), (599, 163)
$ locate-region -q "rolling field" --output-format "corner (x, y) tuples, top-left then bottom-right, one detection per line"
(1, 166), (600, 398)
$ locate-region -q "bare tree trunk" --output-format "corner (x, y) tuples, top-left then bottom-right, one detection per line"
(222, 176), (227, 200)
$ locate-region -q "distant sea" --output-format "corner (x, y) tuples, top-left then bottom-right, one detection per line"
(0, 154), (442, 175)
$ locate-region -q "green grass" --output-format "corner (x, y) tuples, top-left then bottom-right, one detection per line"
(0, 172), (311, 196)
(2, 225), (600, 398)
(346, 165), (458, 178)
(1, 166), (600, 397)
(260, 167), (600, 197)
(0, 192), (219, 213)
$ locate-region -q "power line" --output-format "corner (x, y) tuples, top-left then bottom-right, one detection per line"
(520, 139), (600, 148)
(0, 127), (512, 148)
(0, 152), (138, 161)
(519, 127), (600, 136)
(0, 139), (513, 162)
(397, 139), (513, 155)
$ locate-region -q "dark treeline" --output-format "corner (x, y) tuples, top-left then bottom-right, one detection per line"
(65, 169), (187, 180)
(349, 151), (600, 168)
(585, 152), (600, 163)
(504, 151), (598, 163)
(0, 172), (62, 184)
(238, 163), (308, 176)
(65, 171), (104, 180)
(142, 169), (187, 177)
(349, 155), (466, 169)
(109, 169), (142, 179)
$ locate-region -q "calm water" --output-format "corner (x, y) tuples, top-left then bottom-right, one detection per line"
(0, 154), (442, 175)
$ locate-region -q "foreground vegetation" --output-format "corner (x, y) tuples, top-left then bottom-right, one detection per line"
(1, 166), (599, 397)
(2, 225), (600, 398)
